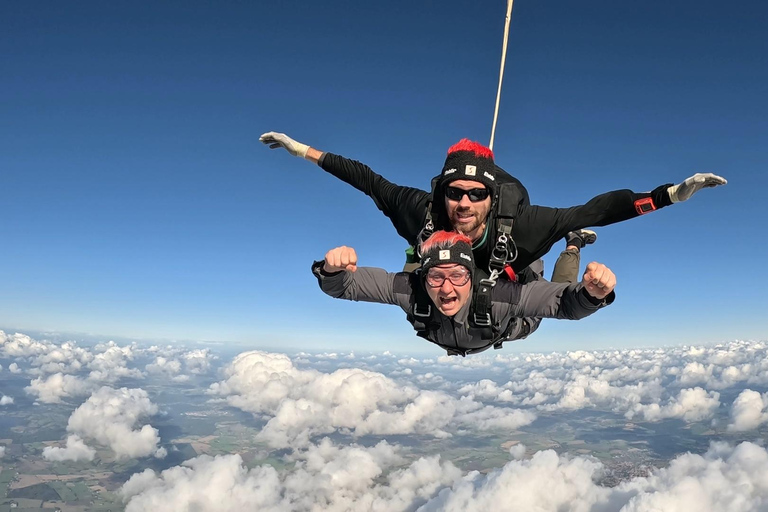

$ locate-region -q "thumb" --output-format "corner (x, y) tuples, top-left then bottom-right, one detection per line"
(348, 264), (357, 273)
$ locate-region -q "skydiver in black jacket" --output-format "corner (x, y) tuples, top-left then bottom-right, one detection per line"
(260, 131), (726, 281)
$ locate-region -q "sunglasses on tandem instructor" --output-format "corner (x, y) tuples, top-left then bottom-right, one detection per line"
(444, 186), (490, 202)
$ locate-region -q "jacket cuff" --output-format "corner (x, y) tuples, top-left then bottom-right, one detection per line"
(311, 260), (343, 278)
(580, 287), (616, 308)
(652, 183), (675, 209)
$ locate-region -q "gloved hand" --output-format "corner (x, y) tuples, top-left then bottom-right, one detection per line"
(259, 132), (310, 159)
(667, 173), (727, 203)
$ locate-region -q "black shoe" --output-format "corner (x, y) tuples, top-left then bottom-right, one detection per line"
(566, 229), (597, 249)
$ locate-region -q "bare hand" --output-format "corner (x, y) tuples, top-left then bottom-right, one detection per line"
(324, 246), (358, 273)
(581, 262), (616, 300)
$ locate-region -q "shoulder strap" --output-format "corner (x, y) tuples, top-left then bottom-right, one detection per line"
(404, 271), (438, 337)
(468, 278), (498, 344)
(414, 175), (442, 257)
(488, 182), (520, 275)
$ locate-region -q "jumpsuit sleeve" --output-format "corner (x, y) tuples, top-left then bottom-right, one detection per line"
(510, 184), (673, 270)
(493, 279), (614, 322)
(318, 153), (431, 245)
(311, 261), (411, 310)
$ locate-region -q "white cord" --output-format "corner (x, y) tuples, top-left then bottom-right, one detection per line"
(489, 0), (515, 151)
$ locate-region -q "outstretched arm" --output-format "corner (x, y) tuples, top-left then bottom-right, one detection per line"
(261, 131), (430, 245)
(311, 246), (411, 309)
(509, 174), (727, 271)
(494, 262), (616, 322)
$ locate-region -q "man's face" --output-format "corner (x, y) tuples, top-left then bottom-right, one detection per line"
(425, 264), (472, 317)
(444, 179), (491, 241)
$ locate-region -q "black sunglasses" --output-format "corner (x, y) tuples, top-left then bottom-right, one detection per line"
(444, 186), (490, 202)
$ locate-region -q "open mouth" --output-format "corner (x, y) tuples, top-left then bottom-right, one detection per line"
(439, 296), (458, 306)
(455, 212), (474, 223)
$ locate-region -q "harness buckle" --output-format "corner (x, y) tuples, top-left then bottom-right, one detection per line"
(478, 278), (497, 289)
(413, 303), (431, 318)
(473, 311), (492, 327)
(493, 341), (504, 350)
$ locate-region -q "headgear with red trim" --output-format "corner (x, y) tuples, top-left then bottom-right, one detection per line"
(437, 139), (498, 195)
(419, 231), (475, 283)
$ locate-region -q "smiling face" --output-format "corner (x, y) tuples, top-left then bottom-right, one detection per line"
(425, 264), (472, 317)
(444, 179), (492, 242)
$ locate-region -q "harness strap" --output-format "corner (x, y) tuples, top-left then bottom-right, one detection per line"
(405, 271), (437, 336)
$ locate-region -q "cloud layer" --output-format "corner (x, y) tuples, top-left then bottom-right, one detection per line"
(208, 351), (537, 448)
(119, 439), (768, 512)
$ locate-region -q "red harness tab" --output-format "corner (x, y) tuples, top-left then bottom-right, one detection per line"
(503, 265), (517, 281)
(634, 197), (657, 215)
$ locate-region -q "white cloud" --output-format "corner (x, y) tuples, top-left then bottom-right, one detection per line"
(509, 443), (526, 460)
(120, 439), (461, 512)
(417, 441), (768, 512)
(25, 373), (94, 404)
(0, 395), (13, 406)
(625, 387), (720, 422)
(727, 389), (768, 432)
(0, 446), (4, 458)
(31, 341), (93, 375)
(66, 387), (165, 459)
(87, 341), (143, 382)
(419, 449), (609, 512)
(0, 331), (50, 358)
(42, 434), (96, 462)
(208, 351), (535, 449)
(119, 440), (768, 512)
(9, 362), (21, 373)
(145, 356), (182, 377)
(181, 349), (215, 374)
(454, 400), (537, 431)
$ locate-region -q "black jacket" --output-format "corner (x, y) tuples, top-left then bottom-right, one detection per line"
(318, 152), (672, 274)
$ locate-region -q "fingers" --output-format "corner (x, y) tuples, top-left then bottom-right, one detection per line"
(582, 262), (616, 299)
(323, 246), (358, 273)
(689, 173), (728, 186)
(259, 131), (284, 148)
(259, 131), (276, 143)
(702, 173), (727, 187)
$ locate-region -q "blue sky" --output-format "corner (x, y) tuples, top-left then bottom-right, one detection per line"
(1, 0), (765, 353)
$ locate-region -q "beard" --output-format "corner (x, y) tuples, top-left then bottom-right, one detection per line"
(450, 207), (485, 238)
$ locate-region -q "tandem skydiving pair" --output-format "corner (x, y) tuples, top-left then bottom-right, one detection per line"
(261, 131), (727, 356)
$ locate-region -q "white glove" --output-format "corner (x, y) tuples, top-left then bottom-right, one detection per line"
(259, 131), (310, 159)
(667, 173), (727, 203)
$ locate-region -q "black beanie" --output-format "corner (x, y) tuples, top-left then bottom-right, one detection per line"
(438, 139), (498, 195)
(420, 239), (475, 277)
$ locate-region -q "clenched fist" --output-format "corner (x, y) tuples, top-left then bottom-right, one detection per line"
(581, 262), (616, 300)
(323, 246), (358, 273)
